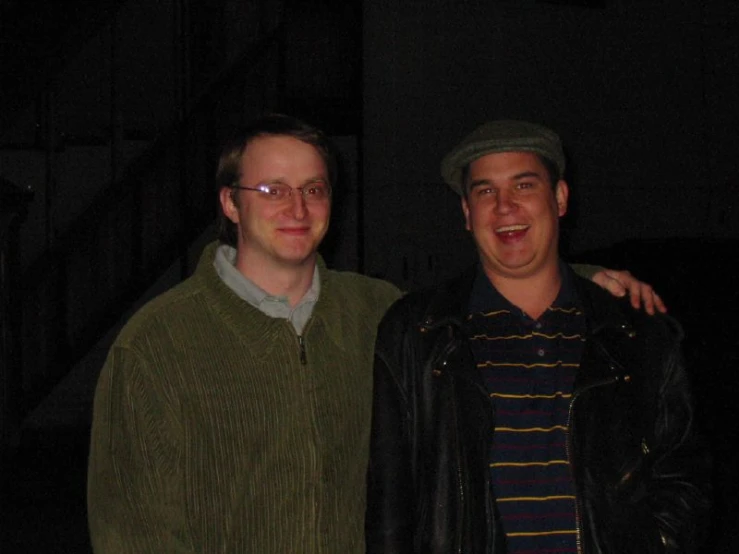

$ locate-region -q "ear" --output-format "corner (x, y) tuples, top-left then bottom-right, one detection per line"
(555, 180), (569, 217)
(461, 196), (472, 231)
(219, 187), (240, 224)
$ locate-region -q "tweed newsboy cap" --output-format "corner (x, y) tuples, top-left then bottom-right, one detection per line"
(440, 120), (566, 195)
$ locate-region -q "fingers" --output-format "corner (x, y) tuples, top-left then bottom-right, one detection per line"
(594, 269), (668, 315)
(652, 291), (667, 314)
(631, 282), (653, 314)
(625, 278), (667, 315)
(590, 270), (627, 298)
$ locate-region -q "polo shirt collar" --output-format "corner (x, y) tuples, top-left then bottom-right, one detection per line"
(467, 260), (580, 318)
(213, 244), (320, 334)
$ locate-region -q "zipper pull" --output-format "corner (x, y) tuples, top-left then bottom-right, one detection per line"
(298, 335), (307, 365)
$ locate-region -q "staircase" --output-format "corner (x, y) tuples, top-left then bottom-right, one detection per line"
(1, 0), (363, 550)
(0, 0), (296, 453)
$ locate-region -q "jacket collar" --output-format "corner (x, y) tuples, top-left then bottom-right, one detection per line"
(419, 265), (478, 331)
(420, 262), (637, 340)
(309, 256), (348, 347)
(570, 269), (635, 338)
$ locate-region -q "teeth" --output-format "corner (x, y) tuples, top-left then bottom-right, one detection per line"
(496, 224), (528, 233)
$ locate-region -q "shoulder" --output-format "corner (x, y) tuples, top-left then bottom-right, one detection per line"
(380, 286), (437, 327)
(575, 275), (683, 345)
(383, 268), (476, 325)
(377, 269), (476, 345)
(322, 268), (403, 311)
(113, 273), (208, 350)
(114, 242), (230, 349)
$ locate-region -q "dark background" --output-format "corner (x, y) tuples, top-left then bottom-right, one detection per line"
(1, 0), (737, 552)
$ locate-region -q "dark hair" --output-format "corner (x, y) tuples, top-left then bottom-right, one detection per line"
(216, 113), (337, 246)
(460, 152), (561, 198)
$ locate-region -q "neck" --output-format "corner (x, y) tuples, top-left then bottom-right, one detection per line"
(484, 263), (562, 321)
(235, 253), (317, 308)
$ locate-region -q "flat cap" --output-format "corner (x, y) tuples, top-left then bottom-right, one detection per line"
(440, 120), (566, 195)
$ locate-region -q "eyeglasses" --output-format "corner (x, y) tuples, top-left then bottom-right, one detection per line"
(231, 181), (332, 203)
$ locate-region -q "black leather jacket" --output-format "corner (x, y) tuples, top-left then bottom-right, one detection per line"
(365, 268), (710, 554)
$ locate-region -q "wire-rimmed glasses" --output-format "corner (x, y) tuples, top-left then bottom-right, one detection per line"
(230, 181), (332, 203)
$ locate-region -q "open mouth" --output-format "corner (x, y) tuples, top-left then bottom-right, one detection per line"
(495, 224), (529, 237)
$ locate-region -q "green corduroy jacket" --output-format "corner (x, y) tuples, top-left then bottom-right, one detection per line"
(87, 242), (402, 554)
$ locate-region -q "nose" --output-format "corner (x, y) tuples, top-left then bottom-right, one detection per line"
(494, 190), (517, 215)
(287, 190), (307, 219)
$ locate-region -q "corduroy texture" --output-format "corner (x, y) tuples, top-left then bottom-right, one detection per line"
(440, 120), (566, 195)
(87, 242), (402, 554)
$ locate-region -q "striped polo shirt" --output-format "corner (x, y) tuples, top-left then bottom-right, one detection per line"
(466, 263), (586, 554)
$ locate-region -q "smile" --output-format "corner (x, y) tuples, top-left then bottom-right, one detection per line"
(278, 227), (310, 235)
(495, 224), (529, 234)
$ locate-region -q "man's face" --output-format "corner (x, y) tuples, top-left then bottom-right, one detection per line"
(461, 151), (568, 281)
(220, 135), (331, 271)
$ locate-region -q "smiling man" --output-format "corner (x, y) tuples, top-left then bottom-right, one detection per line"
(365, 120), (711, 554)
(86, 114), (402, 554)
(461, 148), (568, 319)
(87, 114), (674, 554)
(220, 133), (333, 305)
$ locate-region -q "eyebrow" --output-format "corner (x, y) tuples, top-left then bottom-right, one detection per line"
(511, 171), (544, 180)
(468, 178), (492, 190)
(469, 170), (544, 189)
(258, 176), (329, 186)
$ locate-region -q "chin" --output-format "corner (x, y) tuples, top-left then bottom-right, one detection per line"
(278, 251), (317, 266)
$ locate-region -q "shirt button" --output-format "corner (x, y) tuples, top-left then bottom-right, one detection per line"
(535, 322), (542, 329)
(537, 348), (545, 357)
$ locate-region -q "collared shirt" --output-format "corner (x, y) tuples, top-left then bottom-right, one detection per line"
(213, 244), (319, 335)
(466, 261), (585, 554)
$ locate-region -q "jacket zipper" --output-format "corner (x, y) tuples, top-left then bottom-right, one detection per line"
(455, 400), (465, 554)
(436, 334), (468, 554)
(435, 324), (498, 553)
(451, 351), (492, 554)
(298, 335), (307, 365)
(566, 375), (624, 554)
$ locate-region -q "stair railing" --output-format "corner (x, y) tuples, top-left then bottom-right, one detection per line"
(5, 9), (286, 448)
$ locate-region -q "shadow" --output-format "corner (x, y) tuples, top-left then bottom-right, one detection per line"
(1, 425), (92, 553)
(576, 237), (739, 553)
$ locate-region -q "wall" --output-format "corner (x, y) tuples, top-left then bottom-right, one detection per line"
(362, 0), (739, 288)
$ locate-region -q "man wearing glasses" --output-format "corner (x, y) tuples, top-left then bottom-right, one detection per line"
(87, 114), (666, 553)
